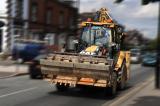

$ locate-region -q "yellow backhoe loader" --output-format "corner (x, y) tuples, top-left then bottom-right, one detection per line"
(40, 8), (130, 95)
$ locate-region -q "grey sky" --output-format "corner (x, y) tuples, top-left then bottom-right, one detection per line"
(80, 0), (159, 39)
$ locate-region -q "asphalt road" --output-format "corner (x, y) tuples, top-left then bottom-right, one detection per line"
(0, 64), (154, 106)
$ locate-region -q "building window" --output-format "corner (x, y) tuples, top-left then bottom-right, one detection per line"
(59, 11), (64, 27)
(31, 3), (38, 22)
(69, 17), (74, 28)
(16, 0), (23, 19)
(14, 29), (23, 37)
(46, 9), (52, 25)
(14, 29), (19, 35)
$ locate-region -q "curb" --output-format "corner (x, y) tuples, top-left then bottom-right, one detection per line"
(103, 76), (154, 106)
(0, 61), (16, 65)
(0, 72), (28, 79)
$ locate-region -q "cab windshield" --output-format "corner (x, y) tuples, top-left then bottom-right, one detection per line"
(81, 26), (111, 46)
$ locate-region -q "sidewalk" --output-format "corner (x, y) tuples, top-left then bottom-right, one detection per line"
(0, 60), (16, 66)
(119, 78), (160, 106)
(0, 62), (28, 78)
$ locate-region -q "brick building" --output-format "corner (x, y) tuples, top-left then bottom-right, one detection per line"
(2, 0), (78, 53)
(28, 0), (78, 51)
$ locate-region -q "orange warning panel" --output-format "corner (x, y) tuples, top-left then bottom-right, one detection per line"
(79, 78), (95, 83)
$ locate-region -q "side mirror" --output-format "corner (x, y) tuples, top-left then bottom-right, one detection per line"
(117, 25), (124, 34)
(117, 27), (123, 34)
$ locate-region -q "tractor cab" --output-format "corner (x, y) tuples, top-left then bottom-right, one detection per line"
(78, 23), (123, 58)
(79, 25), (111, 56)
(81, 25), (111, 47)
(77, 8), (124, 57)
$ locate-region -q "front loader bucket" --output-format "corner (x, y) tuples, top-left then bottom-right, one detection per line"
(40, 53), (113, 79)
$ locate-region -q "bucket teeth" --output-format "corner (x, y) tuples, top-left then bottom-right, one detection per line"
(60, 82), (62, 85)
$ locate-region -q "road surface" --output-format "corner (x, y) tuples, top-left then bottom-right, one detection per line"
(0, 64), (154, 106)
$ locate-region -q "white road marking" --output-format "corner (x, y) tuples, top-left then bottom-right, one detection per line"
(0, 87), (37, 98)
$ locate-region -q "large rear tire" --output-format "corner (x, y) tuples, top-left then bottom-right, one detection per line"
(29, 68), (38, 79)
(107, 72), (117, 96)
(118, 61), (127, 90)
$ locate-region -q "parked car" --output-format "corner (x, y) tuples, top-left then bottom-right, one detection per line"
(130, 49), (141, 63)
(142, 53), (157, 67)
(12, 43), (45, 62)
(29, 54), (47, 79)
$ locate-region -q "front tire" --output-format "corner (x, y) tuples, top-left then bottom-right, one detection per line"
(56, 83), (69, 92)
(30, 74), (37, 79)
(29, 64), (42, 79)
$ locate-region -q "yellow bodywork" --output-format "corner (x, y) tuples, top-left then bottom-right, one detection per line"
(115, 51), (131, 79)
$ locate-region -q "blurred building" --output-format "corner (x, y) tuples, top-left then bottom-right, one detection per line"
(124, 30), (147, 49)
(7, 0), (29, 52)
(0, 0), (78, 54)
(28, 0), (78, 51)
(0, 0), (9, 53)
(80, 12), (96, 22)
